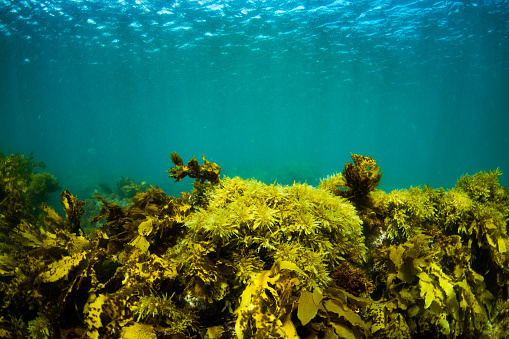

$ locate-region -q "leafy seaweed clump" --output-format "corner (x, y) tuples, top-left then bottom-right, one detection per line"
(0, 151), (60, 241)
(329, 153), (383, 207)
(81, 176), (150, 233)
(371, 185), (439, 243)
(368, 234), (493, 338)
(330, 261), (374, 297)
(364, 169), (509, 338)
(0, 151), (508, 339)
(183, 176), (366, 288)
(167, 152), (221, 185)
(320, 154), (385, 249)
(166, 169), (368, 337)
(0, 184), (192, 337)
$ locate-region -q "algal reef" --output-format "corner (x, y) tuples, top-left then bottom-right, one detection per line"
(0, 151), (508, 339)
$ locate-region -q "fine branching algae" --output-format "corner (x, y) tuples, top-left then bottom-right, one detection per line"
(0, 150), (508, 338)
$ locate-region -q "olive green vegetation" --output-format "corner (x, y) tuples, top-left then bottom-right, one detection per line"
(0, 151), (61, 243)
(81, 176), (151, 234)
(0, 151), (508, 338)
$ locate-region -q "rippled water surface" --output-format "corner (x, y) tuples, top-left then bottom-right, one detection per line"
(1, 0), (508, 196)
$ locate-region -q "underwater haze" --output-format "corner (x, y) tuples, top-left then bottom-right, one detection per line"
(1, 0), (508, 199)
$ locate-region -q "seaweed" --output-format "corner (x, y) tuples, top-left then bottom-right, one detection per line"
(0, 151), (508, 339)
(167, 152), (221, 185)
(115, 177), (151, 200)
(330, 261), (374, 297)
(235, 260), (306, 338)
(303, 286), (371, 339)
(0, 152), (60, 241)
(320, 154), (385, 252)
(338, 153), (382, 206)
(372, 185), (439, 243)
(367, 234), (494, 338)
(81, 176), (151, 234)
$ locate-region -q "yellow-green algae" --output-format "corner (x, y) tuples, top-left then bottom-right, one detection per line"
(0, 151), (507, 338)
(0, 152), (60, 242)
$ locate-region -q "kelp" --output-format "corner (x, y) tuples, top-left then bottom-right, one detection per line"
(322, 153), (382, 207)
(167, 152), (221, 185)
(367, 234), (494, 338)
(234, 260), (371, 339)
(235, 260), (304, 339)
(362, 168), (509, 338)
(0, 151), (507, 338)
(371, 186), (439, 243)
(320, 154), (385, 249)
(115, 177), (151, 199)
(0, 152), (60, 241)
(82, 176), (151, 234)
(0, 178), (193, 337)
(167, 152), (222, 208)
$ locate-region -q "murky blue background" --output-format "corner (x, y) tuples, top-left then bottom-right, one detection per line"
(1, 0), (508, 199)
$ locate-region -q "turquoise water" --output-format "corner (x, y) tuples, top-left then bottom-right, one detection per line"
(1, 0), (508, 200)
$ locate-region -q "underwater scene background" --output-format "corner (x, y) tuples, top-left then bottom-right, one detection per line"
(1, 1), (509, 338)
(1, 0), (508, 198)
